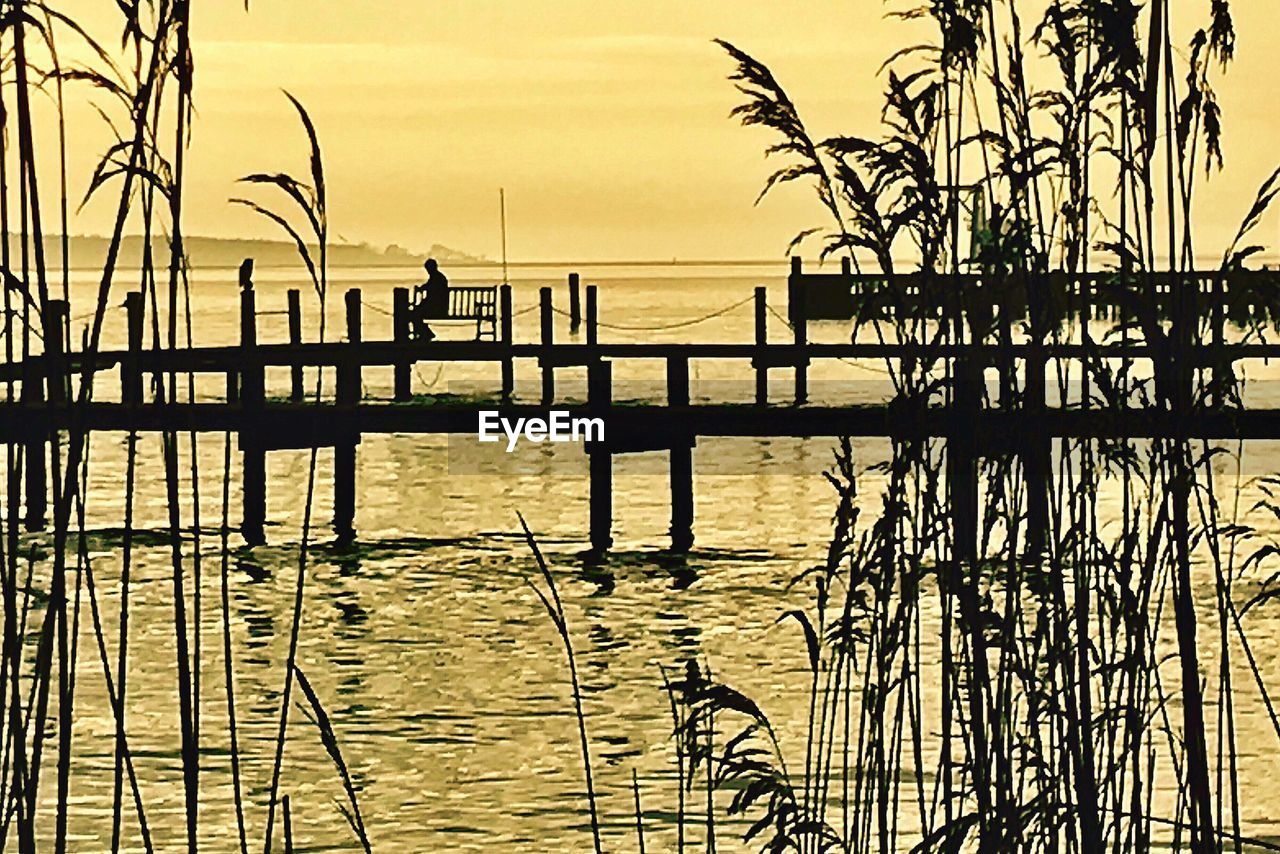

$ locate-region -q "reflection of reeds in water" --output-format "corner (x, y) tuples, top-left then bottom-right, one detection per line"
(523, 2), (1280, 852)
(0, 5), (370, 852)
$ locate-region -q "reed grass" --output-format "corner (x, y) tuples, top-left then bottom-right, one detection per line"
(0, 3), (373, 850)
(526, 2), (1280, 852)
(565, 3), (1280, 850)
(519, 512), (604, 854)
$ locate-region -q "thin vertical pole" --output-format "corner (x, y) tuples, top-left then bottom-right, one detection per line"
(588, 360), (612, 553)
(539, 286), (554, 405)
(392, 286), (411, 401)
(287, 288), (304, 402)
(568, 272), (582, 332)
(754, 286), (768, 406)
(500, 284), (514, 401)
(668, 355), (693, 552)
(499, 187), (508, 286)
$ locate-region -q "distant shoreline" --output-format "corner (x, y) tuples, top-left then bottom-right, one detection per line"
(53, 258), (794, 271)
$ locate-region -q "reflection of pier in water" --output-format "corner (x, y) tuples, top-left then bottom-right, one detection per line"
(5, 258), (1280, 554)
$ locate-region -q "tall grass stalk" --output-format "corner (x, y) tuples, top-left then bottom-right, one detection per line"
(232, 91), (332, 854)
(518, 514), (604, 854)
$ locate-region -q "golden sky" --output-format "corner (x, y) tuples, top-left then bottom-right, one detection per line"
(52, 1), (1280, 262)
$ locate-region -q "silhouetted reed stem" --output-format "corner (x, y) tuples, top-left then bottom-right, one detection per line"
(518, 514), (603, 854)
(219, 433), (249, 854)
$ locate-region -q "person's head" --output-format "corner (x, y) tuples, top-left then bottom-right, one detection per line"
(424, 258), (439, 273)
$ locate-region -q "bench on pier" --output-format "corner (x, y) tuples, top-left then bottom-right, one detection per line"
(410, 285), (498, 341)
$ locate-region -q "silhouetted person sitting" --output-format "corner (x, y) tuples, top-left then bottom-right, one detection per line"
(413, 258), (450, 341)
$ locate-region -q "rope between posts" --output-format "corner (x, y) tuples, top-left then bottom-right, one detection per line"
(415, 362), (444, 391)
(548, 295), (755, 331)
(765, 301), (891, 377)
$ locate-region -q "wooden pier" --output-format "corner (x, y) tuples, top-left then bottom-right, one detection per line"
(3, 260), (1279, 551)
(787, 256), (1280, 324)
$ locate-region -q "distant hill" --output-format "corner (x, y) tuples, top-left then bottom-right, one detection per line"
(4, 235), (489, 270)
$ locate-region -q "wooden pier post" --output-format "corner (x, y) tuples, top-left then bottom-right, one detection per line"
(568, 272), (582, 332)
(668, 356), (694, 551)
(500, 284), (514, 401)
(288, 288), (305, 402)
(788, 256), (801, 324)
(22, 436), (46, 532)
(333, 288), (362, 544)
(239, 282), (263, 401)
(949, 320), (981, 565)
(539, 286), (554, 405)
(1211, 273), (1227, 408)
(334, 442), (357, 545)
(793, 283), (808, 405)
(392, 286), (411, 401)
(585, 285), (598, 349)
(588, 359), (612, 553)
(754, 286), (768, 406)
(1024, 276), (1051, 560)
(123, 291), (144, 405)
(240, 274), (268, 545)
(45, 300), (69, 406)
(23, 301), (68, 532)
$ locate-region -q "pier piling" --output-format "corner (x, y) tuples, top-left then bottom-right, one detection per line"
(240, 272), (267, 545)
(539, 287), (554, 405)
(588, 359), (612, 553)
(668, 356), (694, 551)
(754, 286), (768, 406)
(334, 289), (363, 544)
(568, 272), (582, 332)
(950, 355), (980, 564)
(45, 301), (69, 406)
(500, 284), (514, 401)
(288, 288), (305, 402)
(22, 302), (68, 532)
(793, 284), (808, 405)
(392, 287), (411, 401)
(123, 291), (143, 405)
(585, 285), (598, 349)
(788, 256), (802, 324)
